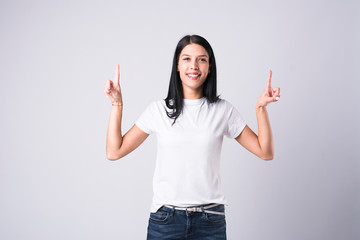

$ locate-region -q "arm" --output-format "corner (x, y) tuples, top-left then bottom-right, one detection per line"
(235, 70), (280, 160)
(235, 109), (274, 160)
(106, 106), (149, 160)
(104, 64), (149, 160)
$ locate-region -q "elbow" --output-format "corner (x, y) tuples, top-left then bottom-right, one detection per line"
(260, 153), (274, 161)
(106, 155), (119, 161)
(106, 151), (122, 161)
(106, 143), (126, 160)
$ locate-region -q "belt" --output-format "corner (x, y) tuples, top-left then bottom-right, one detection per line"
(163, 203), (225, 216)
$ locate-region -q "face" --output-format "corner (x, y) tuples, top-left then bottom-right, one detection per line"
(177, 44), (210, 97)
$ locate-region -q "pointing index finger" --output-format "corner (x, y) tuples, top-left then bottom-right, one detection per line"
(114, 64), (120, 86)
(266, 69), (272, 89)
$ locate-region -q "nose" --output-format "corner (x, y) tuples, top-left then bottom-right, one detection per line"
(191, 60), (199, 70)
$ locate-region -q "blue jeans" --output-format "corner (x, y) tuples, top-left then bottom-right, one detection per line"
(146, 204), (226, 240)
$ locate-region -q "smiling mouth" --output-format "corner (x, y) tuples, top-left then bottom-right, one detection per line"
(186, 73), (201, 80)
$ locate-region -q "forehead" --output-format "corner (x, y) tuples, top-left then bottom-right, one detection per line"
(180, 44), (209, 57)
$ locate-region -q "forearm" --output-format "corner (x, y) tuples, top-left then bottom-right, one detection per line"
(255, 105), (274, 160)
(106, 105), (123, 159)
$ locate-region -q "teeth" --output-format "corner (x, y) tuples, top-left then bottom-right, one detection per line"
(188, 74), (199, 77)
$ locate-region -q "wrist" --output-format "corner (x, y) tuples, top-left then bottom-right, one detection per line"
(112, 101), (123, 107)
(256, 104), (267, 111)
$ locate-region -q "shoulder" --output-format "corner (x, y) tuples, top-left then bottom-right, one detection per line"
(141, 99), (168, 115)
(143, 99), (165, 108)
(156, 99), (169, 110)
(211, 98), (235, 110)
(210, 98), (244, 120)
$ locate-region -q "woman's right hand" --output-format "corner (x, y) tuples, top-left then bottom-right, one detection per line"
(104, 64), (123, 105)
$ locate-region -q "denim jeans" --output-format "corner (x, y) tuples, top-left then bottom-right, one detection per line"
(146, 204), (226, 240)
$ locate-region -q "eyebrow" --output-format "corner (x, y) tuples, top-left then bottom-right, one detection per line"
(181, 54), (209, 58)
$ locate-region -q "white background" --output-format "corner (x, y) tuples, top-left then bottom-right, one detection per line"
(1, 0), (359, 239)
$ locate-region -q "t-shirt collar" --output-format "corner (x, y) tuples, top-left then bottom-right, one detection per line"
(183, 97), (206, 106)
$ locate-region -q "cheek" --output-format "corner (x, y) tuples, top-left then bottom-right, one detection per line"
(203, 68), (210, 78)
(179, 71), (187, 81)
(177, 65), (185, 74)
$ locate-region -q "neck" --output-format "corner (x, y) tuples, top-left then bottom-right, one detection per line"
(183, 88), (203, 100)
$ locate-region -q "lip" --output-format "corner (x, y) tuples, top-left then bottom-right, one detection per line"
(186, 73), (201, 80)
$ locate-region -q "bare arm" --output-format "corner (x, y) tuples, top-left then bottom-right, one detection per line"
(235, 108), (274, 160)
(104, 64), (149, 160)
(106, 113), (149, 160)
(235, 70), (280, 160)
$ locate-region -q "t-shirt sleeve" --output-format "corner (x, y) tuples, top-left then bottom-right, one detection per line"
(225, 101), (247, 139)
(135, 102), (158, 134)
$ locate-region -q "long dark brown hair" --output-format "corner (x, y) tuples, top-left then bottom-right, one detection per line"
(165, 35), (219, 124)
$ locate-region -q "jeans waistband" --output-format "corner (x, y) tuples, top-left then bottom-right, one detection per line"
(163, 203), (225, 216)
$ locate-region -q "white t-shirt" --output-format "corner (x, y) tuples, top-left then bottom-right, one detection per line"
(136, 97), (246, 212)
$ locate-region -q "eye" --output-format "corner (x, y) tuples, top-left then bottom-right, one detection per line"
(199, 58), (208, 62)
(182, 57), (191, 61)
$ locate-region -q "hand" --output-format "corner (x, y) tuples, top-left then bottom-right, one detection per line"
(256, 70), (280, 108)
(104, 64), (123, 105)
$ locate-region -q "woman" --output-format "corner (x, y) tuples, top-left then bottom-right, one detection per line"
(104, 35), (280, 240)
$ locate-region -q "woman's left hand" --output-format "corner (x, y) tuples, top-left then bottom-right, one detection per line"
(256, 70), (280, 108)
